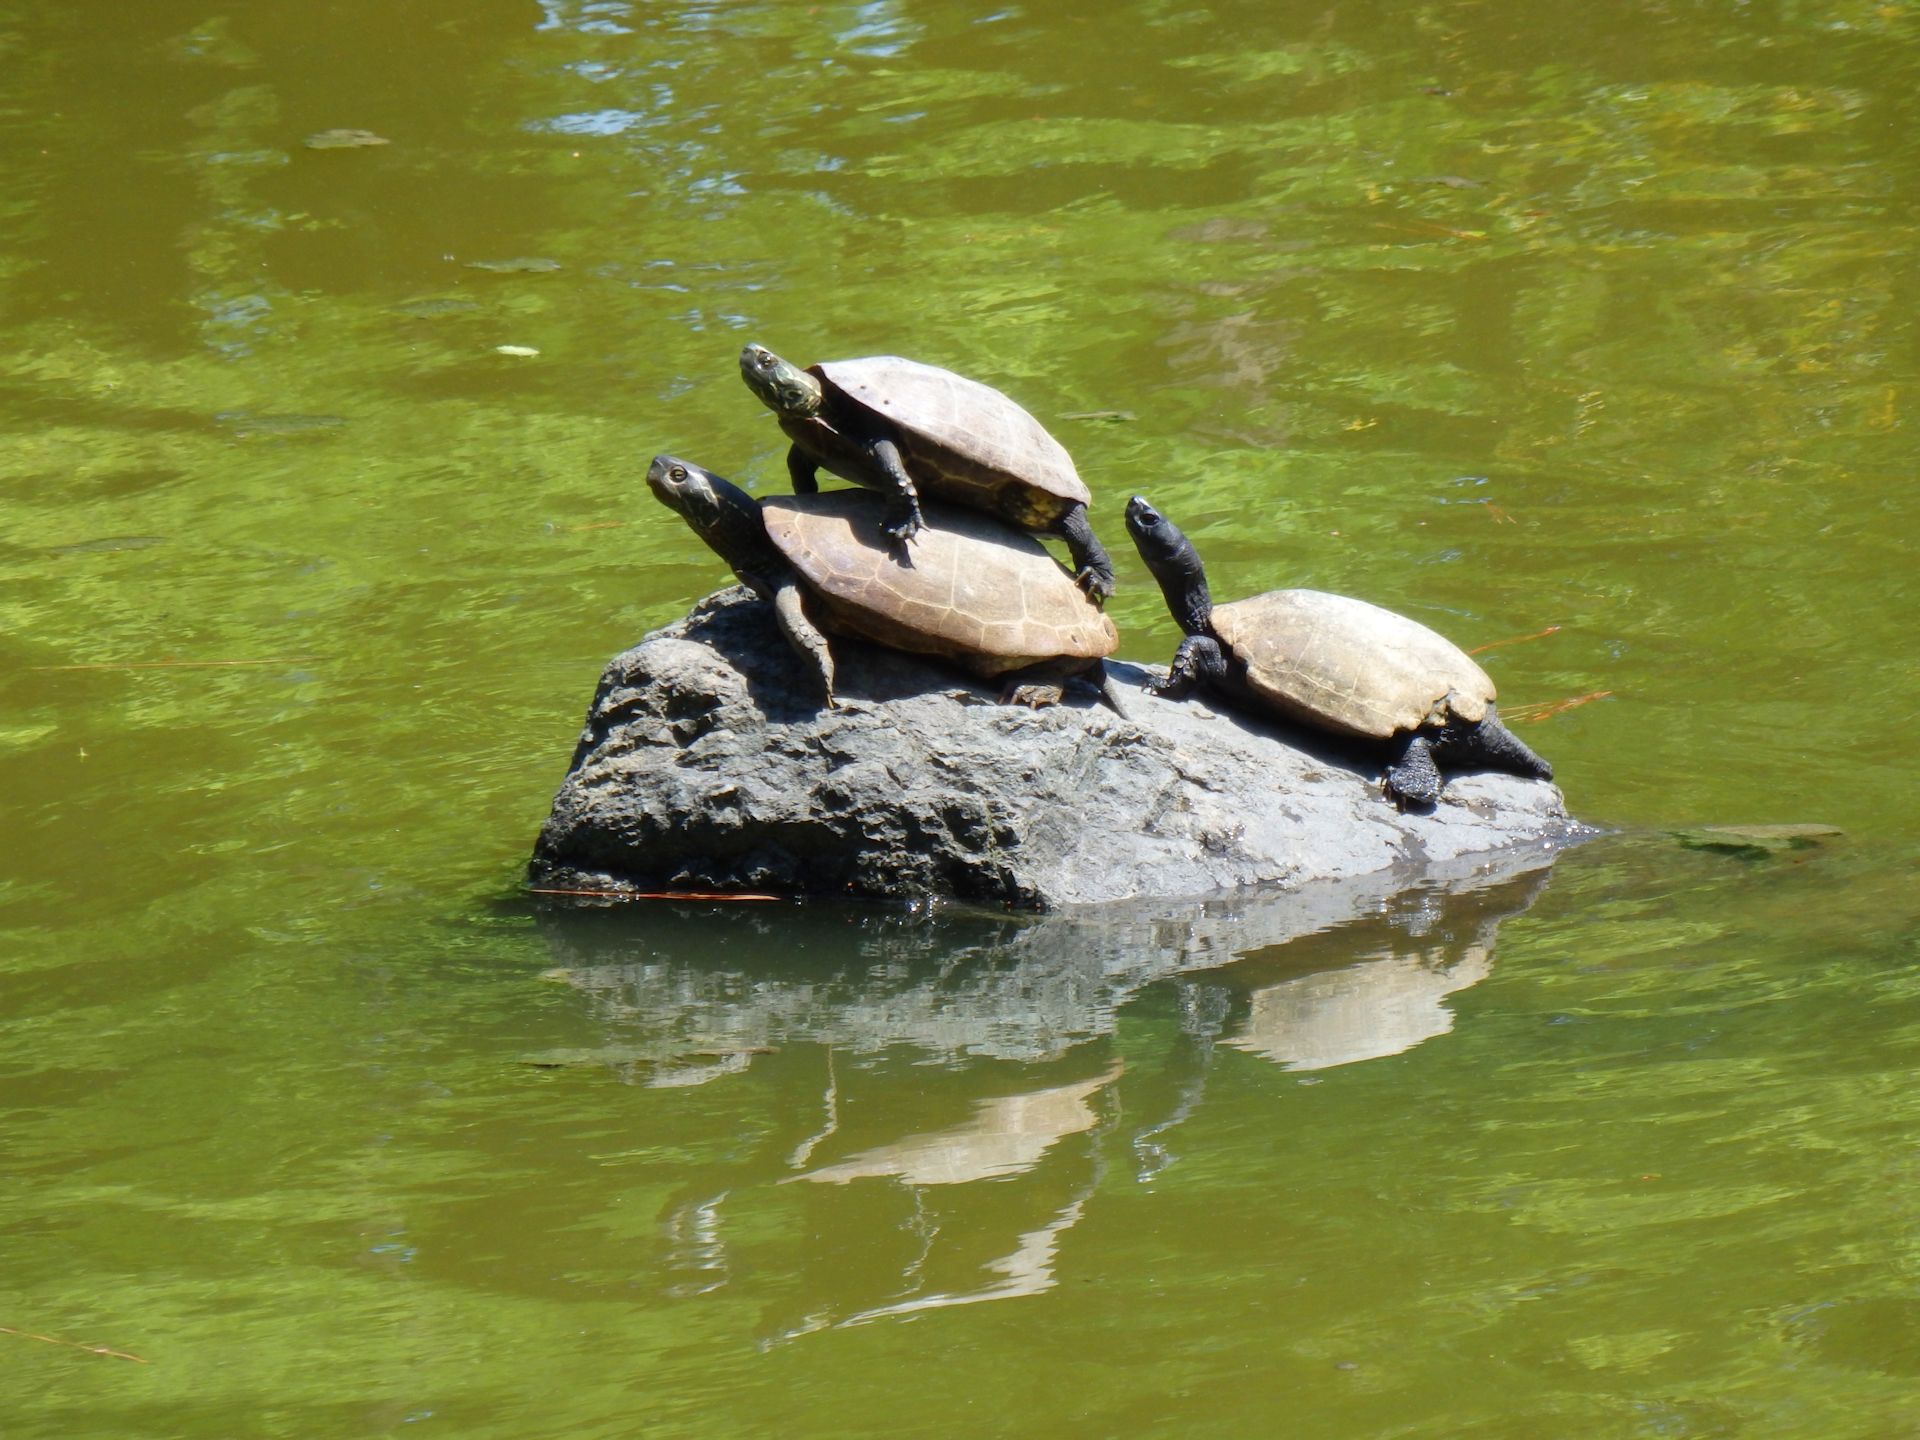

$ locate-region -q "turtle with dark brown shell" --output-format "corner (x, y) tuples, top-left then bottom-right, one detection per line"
(738, 343), (1116, 602)
(647, 455), (1121, 711)
(1125, 494), (1553, 806)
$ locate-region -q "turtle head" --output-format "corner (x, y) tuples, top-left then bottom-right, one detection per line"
(1126, 494), (1213, 636)
(647, 454), (776, 572)
(739, 343), (824, 418)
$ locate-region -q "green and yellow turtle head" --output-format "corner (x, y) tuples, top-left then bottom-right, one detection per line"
(739, 342), (824, 419)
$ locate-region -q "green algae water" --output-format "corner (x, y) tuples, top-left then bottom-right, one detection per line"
(4, 2), (1917, 1434)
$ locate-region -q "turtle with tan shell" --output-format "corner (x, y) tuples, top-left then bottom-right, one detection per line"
(647, 455), (1121, 711)
(737, 343), (1116, 602)
(1125, 494), (1553, 806)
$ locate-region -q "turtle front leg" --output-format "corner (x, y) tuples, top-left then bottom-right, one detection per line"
(785, 446), (820, 495)
(1056, 504), (1115, 604)
(1000, 660), (1131, 718)
(1152, 634), (1228, 699)
(1441, 706), (1554, 782)
(1383, 734), (1443, 809)
(768, 579), (837, 708)
(867, 436), (925, 546)
(1000, 678), (1066, 708)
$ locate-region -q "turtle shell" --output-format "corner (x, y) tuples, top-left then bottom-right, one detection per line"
(761, 490), (1117, 679)
(1211, 589), (1495, 741)
(813, 356), (1090, 526)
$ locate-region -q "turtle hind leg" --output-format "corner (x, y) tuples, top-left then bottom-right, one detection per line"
(769, 580), (836, 708)
(1383, 734), (1443, 809)
(1056, 504), (1115, 605)
(1445, 706), (1554, 781)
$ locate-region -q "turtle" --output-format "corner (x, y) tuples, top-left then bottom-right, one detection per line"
(647, 455), (1122, 711)
(1124, 494), (1554, 807)
(737, 342), (1116, 603)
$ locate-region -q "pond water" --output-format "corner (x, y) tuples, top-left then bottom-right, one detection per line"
(4, 2), (1917, 1435)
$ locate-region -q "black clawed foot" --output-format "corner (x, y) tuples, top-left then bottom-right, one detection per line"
(1382, 775), (1440, 811)
(883, 510), (924, 548)
(1383, 734), (1442, 809)
(1076, 568), (1115, 606)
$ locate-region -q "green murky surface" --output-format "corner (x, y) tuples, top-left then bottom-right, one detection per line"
(3, 2), (1917, 1434)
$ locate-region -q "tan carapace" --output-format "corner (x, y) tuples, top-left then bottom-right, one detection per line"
(761, 490), (1116, 679)
(1211, 589), (1496, 741)
(815, 356), (1090, 528)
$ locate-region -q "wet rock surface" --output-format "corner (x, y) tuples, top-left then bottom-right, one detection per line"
(528, 587), (1589, 910)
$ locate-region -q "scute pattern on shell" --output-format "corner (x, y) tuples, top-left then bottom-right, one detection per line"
(816, 356), (1090, 512)
(1212, 589), (1495, 740)
(761, 491), (1116, 678)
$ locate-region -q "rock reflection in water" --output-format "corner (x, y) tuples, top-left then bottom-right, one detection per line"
(535, 840), (1566, 1078)
(534, 844), (1565, 1333)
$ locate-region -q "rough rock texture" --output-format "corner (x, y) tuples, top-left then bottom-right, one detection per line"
(529, 587), (1588, 910)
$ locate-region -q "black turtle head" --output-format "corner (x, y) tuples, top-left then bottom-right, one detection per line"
(1126, 494), (1213, 637)
(646, 454), (775, 572)
(739, 343), (824, 419)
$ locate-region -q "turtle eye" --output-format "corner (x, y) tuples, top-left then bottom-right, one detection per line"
(669, 465), (687, 481)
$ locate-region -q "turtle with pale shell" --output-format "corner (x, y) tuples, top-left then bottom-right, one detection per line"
(648, 455), (1121, 711)
(1125, 494), (1553, 806)
(738, 343), (1115, 601)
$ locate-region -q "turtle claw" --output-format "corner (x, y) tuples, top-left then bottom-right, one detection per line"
(1075, 568), (1115, 606)
(1146, 671), (1196, 701)
(1000, 681), (1065, 709)
(882, 509), (924, 548)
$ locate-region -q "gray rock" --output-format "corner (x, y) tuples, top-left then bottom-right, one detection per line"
(528, 586), (1589, 909)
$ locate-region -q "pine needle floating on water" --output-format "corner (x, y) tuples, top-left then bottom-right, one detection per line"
(1, 1324), (148, 1364)
(1469, 624), (1561, 654)
(1503, 689), (1612, 723)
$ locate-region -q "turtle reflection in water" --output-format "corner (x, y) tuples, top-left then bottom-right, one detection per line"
(738, 343), (1116, 602)
(1125, 494), (1552, 807)
(647, 456), (1120, 711)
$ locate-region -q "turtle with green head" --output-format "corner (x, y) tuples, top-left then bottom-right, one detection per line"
(648, 455), (1121, 712)
(738, 343), (1116, 603)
